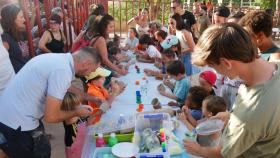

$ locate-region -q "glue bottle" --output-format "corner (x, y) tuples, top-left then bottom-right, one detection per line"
(108, 133), (118, 147)
(96, 133), (106, 147)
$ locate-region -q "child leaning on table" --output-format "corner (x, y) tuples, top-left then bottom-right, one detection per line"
(136, 34), (162, 63)
(178, 95), (227, 146)
(158, 60), (190, 106)
(86, 67), (125, 125)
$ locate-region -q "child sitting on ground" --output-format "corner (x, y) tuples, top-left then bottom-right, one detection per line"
(178, 95), (227, 146)
(86, 67), (125, 124)
(123, 27), (139, 51)
(199, 70), (217, 95)
(157, 60), (190, 105)
(137, 34), (162, 63)
(144, 49), (176, 79)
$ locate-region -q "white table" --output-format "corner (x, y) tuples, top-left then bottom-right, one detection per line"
(81, 62), (200, 158)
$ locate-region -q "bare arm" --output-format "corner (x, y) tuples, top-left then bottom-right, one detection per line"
(94, 37), (127, 75)
(182, 30), (195, 54)
(38, 31), (52, 53)
(184, 140), (223, 158)
(159, 91), (179, 100)
(44, 95), (92, 123)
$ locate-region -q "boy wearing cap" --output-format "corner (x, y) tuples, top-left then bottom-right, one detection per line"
(199, 70), (217, 95)
(86, 67), (125, 124)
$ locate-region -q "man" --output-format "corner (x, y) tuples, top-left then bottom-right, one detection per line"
(213, 6), (230, 24)
(239, 11), (280, 61)
(0, 33), (14, 96)
(184, 23), (280, 157)
(0, 47), (101, 158)
(171, 0), (196, 29)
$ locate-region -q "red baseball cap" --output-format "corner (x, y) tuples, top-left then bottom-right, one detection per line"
(199, 71), (217, 86)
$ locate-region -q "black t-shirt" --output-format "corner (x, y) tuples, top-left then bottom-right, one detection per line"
(181, 10), (196, 28)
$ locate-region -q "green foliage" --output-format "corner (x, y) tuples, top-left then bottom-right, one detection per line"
(255, 0), (275, 9)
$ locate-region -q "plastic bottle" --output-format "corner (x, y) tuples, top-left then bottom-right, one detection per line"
(108, 133), (118, 147)
(96, 133), (106, 147)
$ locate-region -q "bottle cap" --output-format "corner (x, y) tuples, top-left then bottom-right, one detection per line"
(110, 133), (116, 137)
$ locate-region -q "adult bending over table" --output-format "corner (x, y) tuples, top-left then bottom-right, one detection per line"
(184, 23), (280, 157)
(90, 14), (128, 76)
(0, 47), (101, 158)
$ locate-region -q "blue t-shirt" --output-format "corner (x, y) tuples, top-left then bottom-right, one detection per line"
(124, 37), (139, 49)
(0, 53), (74, 131)
(189, 109), (202, 120)
(173, 77), (190, 103)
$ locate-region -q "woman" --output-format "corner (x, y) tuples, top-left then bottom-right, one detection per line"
(1, 4), (31, 73)
(90, 14), (128, 75)
(127, 8), (150, 37)
(39, 14), (66, 53)
(169, 13), (195, 76)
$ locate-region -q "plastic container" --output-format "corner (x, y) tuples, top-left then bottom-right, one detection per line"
(92, 147), (117, 158)
(88, 114), (135, 135)
(93, 132), (134, 143)
(134, 113), (172, 158)
(96, 133), (106, 147)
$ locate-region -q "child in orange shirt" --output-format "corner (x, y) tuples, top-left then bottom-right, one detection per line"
(85, 67), (125, 124)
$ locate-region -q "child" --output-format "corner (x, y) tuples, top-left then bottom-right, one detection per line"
(61, 92), (91, 158)
(178, 95), (227, 146)
(199, 71), (217, 95)
(180, 86), (209, 121)
(137, 34), (161, 63)
(160, 35), (181, 58)
(113, 34), (121, 47)
(86, 67), (125, 124)
(158, 60), (190, 105)
(123, 27), (139, 51)
(144, 49), (176, 79)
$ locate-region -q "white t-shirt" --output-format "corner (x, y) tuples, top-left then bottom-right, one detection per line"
(0, 53), (74, 131)
(0, 38), (15, 95)
(146, 45), (161, 58)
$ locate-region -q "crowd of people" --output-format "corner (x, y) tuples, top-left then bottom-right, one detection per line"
(0, 0), (280, 158)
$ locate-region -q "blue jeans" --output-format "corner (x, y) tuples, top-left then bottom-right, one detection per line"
(182, 53), (192, 76)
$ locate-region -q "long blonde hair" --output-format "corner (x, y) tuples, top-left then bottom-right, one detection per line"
(61, 92), (81, 111)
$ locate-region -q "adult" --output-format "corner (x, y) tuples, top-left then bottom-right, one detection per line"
(206, 0), (213, 19)
(91, 14), (128, 75)
(38, 14), (66, 53)
(171, 0), (196, 31)
(239, 11), (280, 62)
(0, 47), (101, 158)
(1, 4), (31, 73)
(0, 35), (15, 96)
(127, 8), (150, 37)
(185, 23), (280, 157)
(192, 0), (200, 15)
(213, 6), (230, 24)
(82, 4), (105, 31)
(197, 5), (211, 37)
(51, 7), (76, 47)
(169, 13), (195, 76)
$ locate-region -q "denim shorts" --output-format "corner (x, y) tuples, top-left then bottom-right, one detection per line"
(0, 122), (51, 158)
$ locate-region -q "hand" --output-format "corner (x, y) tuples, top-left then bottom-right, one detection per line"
(182, 106), (189, 115)
(177, 111), (187, 122)
(163, 79), (171, 86)
(99, 101), (111, 112)
(76, 106), (93, 117)
(183, 139), (203, 156)
(119, 68), (128, 75)
(210, 111), (230, 124)
(111, 81), (120, 95)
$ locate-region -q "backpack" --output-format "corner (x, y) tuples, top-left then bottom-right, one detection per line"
(71, 32), (100, 52)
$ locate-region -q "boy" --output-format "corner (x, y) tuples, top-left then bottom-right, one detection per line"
(199, 70), (217, 95)
(158, 60), (190, 106)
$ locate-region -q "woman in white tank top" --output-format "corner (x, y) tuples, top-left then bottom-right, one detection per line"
(127, 8), (150, 37)
(168, 13), (195, 76)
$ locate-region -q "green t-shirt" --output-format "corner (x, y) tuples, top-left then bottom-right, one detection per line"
(221, 63), (280, 158)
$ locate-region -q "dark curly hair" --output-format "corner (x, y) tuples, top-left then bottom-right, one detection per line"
(166, 60), (185, 76)
(239, 11), (272, 37)
(188, 86), (209, 109)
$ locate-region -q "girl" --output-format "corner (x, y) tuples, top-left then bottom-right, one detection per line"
(123, 27), (139, 51)
(90, 14), (128, 75)
(137, 34), (161, 63)
(39, 14), (66, 53)
(169, 13), (195, 76)
(127, 8), (150, 37)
